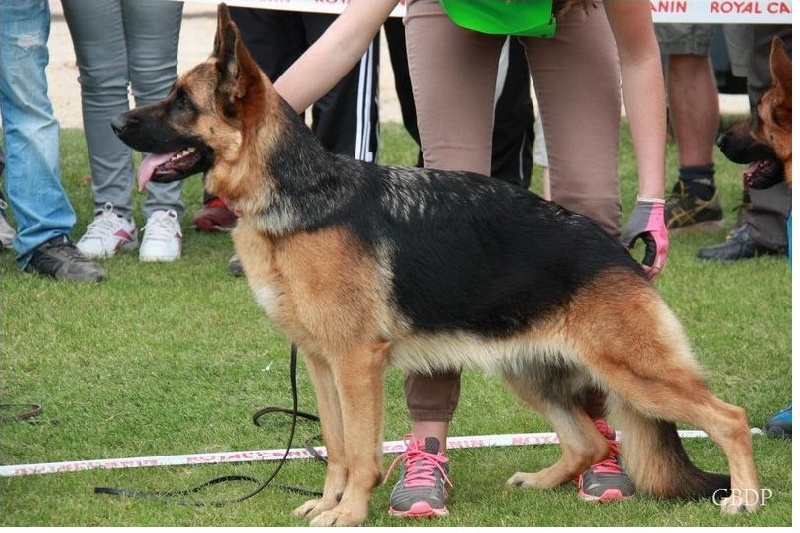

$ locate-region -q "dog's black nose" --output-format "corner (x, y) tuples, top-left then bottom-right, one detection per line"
(110, 114), (132, 136)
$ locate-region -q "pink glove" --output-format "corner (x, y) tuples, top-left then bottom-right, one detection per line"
(620, 199), (669, 279)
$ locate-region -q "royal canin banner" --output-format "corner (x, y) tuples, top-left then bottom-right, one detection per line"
(179, 0), (791, 24)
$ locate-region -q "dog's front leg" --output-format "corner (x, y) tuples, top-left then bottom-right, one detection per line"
(308, 342), (389, 527)
(292, 353), (348, 521)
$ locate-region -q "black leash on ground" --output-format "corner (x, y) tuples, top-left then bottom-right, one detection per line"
(1, 403), (60, 425)
(94, 343), (325, 505)
(0, 403), (43, 422)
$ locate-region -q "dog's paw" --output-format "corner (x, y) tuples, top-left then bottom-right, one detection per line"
(308, 506), (367, 527)
(293, 497), (337, 520)
(719, 495), (763, 514)
(507, 471), (559, 489)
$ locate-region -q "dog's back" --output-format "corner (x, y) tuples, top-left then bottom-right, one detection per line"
(326, 159), (643, 336)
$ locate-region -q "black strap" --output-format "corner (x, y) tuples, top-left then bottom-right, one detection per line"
(94, 343), (323, 504)
(0, 403), (43, 422)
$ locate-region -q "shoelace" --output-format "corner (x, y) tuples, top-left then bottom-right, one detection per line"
(45, 237), (91, 261)
(84, 203), (128, 240)
(588, 420), (624, 474)
(384, 435), (452, 488)
(143, 210), (181, 241)
(588, 439), (624, 474)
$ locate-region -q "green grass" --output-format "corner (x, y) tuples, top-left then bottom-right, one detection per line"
(0, 121), (792, 526)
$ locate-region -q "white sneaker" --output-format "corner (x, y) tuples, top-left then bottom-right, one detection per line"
(76, 202), (138, 259)
(139, 209), (182, 262)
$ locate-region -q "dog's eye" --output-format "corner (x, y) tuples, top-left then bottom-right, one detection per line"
(173, 91), (196, 114)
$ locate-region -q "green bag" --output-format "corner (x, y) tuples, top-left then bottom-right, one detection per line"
(440, 0), (556, 38)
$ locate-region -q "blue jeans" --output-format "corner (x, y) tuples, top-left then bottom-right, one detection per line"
(0, 0), (77, 268)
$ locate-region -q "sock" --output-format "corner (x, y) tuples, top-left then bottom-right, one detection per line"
(678, 164), (715, 201)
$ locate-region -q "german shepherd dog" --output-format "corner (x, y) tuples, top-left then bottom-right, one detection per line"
(717, 37), (792, 189)
(112, 4), (760, 526)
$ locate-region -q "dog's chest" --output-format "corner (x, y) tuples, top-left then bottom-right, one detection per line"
(232, 218), (397, 351)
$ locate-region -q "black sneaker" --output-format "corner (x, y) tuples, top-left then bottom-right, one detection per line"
(24, 235), (106, 282)
(664, 181), (724, 233)
(697, 224), (787, 261)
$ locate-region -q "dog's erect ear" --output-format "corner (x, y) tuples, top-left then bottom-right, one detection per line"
(769, 37), (792, 116)
(767, 37), (792, 133)
(213, 3), (232, 57)
(213, 3), (264, 108)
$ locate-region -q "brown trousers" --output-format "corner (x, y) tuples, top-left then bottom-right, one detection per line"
(403, 0), (621, 421)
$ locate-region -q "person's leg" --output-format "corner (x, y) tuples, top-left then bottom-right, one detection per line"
(523, 6), (621, 235)
(0, 0), (104, 281)
(0, 1), (75, 264)
(303, 13), (380, 161)
(387, 371), (460, 518)
(490, 37), (534, 189)
(123, 0), (184, 219)
(523, 6), (631, 502)
(666, 56), (718, 168)
(62, 0), (142, 259)
(0, 149), (15, 248)
(389, 0), (502, 517)
(745, 25), (792, 434)
(722, 24), (754, 78)
(697, 180), (791, 260)
(405, 0), (502, 440)
(406, 0), (501, 177)
(655, 24), (723, 232)
(384, 20), (534, 185)
(61, 0), (136, 221)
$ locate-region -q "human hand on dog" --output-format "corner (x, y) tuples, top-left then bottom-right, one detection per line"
(620, 199), (668, 279)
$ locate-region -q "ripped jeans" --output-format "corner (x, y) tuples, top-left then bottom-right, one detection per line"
(0, 0), (77, 268)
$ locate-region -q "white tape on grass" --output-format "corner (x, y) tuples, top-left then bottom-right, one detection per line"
(0, 428), (763, 478)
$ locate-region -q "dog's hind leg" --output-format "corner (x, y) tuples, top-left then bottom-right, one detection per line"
(503, 373), (609, 489)
(306, 341), (390, 527)
(601, 365), (760, 512)
(292, 353), (347, 521)
(572, 284), (760, 512)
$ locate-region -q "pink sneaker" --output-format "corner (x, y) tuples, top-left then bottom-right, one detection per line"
(386, 435), (451, 518)
(577, 419), (635, 502)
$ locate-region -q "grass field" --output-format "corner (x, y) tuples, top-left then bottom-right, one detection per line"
(0, 121), (792, 527)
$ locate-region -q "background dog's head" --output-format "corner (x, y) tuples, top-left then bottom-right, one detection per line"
(717, 37), (792, 189)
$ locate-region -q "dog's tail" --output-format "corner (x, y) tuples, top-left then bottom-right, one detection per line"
(612, 403), (731, 499)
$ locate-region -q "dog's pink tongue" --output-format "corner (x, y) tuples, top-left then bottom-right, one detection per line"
(138, 152), (177, 191)
(744, 161), (761, 175)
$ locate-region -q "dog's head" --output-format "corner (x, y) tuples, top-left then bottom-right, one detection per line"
(112, 4), (273, 195)
(717, 37), (792, 188)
